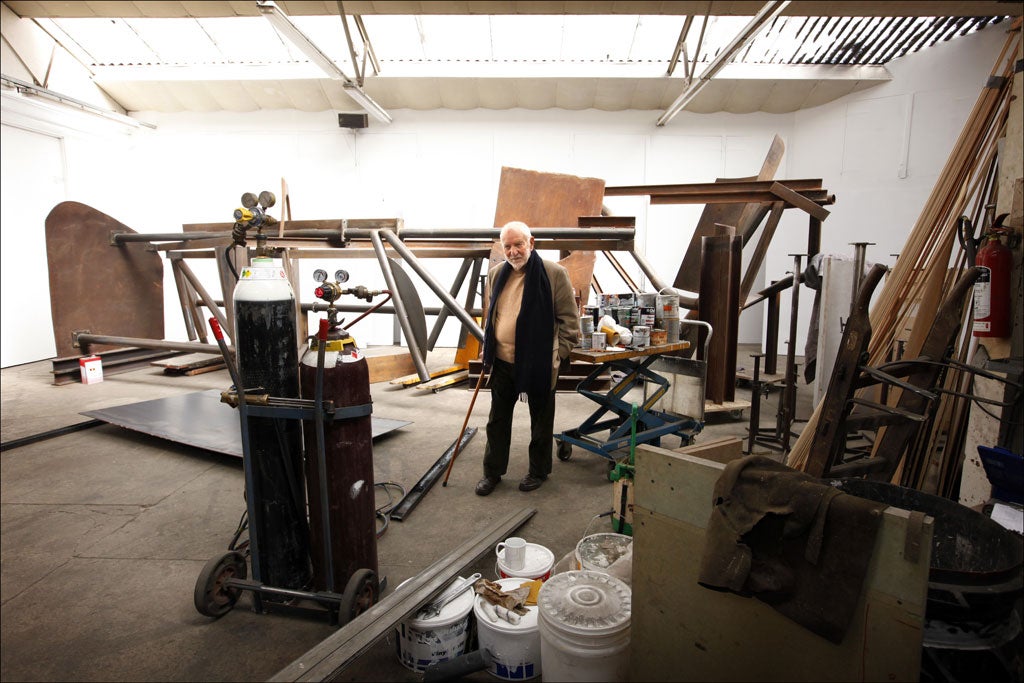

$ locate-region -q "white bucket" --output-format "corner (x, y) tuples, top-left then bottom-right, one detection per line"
(497, 542), (555, 581)
(394, 577), (476, 672)
(574, 533), (632, 573)
(474, 577), (542, 680)
(537, 570), (632, 682)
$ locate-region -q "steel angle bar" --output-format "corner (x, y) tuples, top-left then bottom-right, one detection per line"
(73, 333), (224, 356)
(270, 506), (536, 682)
(175, 259), (230, 339)
(369, 230), (430, 382)
(381, 230), (486, 342)
(426, 257), (474, 351)
(389, 427), (477, 522)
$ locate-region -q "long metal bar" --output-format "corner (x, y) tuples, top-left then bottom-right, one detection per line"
(169, 258), (199, 342)
(271, 506), (537, 682)
(381, 230), (486, 342)
(628, 249), (698, 309)
(176, 259), (231, 338)
(650, 190), (833, 205)
(667, 15), (694, 77)
(780, 253), (804, 453)
(389, 427), (477, 522)
(426, 257), (474, 350)
(369, 230), (431, 381)
(606, 178), (823, 196)
(74, 333), (225, 355)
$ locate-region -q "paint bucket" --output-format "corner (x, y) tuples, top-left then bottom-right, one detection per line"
(574, 533), (633, 573)
(630, 326), (650, 350)
(664, 318), (681, 343)
(591, 332), (607, 351)
(497, 542), (555, 581)
(656, 294), (679, 322)
(650, 328), (667, 346)
(537, 571), (632, 682)
(394, 577), (476, 672)
(474, 577), (542, 680)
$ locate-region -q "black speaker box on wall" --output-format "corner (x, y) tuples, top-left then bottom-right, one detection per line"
(338, 113), (369, 129)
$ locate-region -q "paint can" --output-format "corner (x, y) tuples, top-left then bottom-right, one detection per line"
(394, 577), (476, 672)
(639, 306), (656, 327)
(664, 318), (681, 343)
(630, 325), (650, 350)
(537, 571), (632, 682)
(656, 294), (679, 322)
(650, 328), (667, 346)
(574, 533), (633, 574)
(474, 577), (542, 680)
(591, 332), (607, 351)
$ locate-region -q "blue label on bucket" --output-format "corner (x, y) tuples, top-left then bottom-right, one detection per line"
(495, 662), (535, 680)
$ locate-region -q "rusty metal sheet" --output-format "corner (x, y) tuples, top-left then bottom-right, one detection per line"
(82, 389), (410, 459)
(46, 201), (164, 357)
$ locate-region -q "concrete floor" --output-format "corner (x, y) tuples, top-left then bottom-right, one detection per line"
(1, 345), (799, 682)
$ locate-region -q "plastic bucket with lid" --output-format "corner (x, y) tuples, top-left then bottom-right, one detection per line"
(394, 577), (476, 672)
(473, 577), (542, 680)
(574, 533), (632, 573)
(537, 570), (632, 682)
(497, 542), (555, 581)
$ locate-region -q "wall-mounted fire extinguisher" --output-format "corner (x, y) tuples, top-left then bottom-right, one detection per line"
(971, 213), (1012, 338)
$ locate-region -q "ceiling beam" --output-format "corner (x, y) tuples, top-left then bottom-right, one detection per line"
(658, 0), (790, 126)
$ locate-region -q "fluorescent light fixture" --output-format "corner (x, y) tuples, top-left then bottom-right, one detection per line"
(257, 0), (391, 124)
(342, 82), (392, 124)
(257, 0), (349, 80)
(657, 0), (790, 126)
(1, 74), (153, 129)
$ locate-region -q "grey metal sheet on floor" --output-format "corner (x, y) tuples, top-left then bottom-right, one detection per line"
(82, 389), (411, 458)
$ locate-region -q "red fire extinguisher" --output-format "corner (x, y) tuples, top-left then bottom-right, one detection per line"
(972, 214), (1012, 338)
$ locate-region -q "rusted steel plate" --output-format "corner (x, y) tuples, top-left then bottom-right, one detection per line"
(46, 201), (164, 357)
(81, 389), (410, 458)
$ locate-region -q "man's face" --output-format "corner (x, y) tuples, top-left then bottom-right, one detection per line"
(501, 229), (535, 271)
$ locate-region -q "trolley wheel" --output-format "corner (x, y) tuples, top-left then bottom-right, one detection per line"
(194, 550), (247, 618)
(339, 568), (379, 625)
(557, 441), (572, 461)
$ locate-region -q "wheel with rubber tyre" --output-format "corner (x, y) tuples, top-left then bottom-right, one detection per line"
(339, 568), (379, 625)
(557, 441), (572, 461)
(194, 551), (247, 617)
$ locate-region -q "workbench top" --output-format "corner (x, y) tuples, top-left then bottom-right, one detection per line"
(569, 341), (690, 363)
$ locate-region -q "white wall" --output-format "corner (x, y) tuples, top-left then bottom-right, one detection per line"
(0, 22), (1007, 367)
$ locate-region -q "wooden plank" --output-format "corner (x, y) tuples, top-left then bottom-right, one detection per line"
(363, 348), (418, 384)
(702, 398), (750, 415)
(770, 181), (831, 221)
(631, 445), (930, 682)
(671, 436), (743, 465)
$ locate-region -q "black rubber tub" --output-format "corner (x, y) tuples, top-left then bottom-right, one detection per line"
(830, 478), (1023, 623)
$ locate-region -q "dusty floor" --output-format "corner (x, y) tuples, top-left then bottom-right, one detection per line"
(1, 345), (800, 682)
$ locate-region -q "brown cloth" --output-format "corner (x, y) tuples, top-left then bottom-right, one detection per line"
(698, 455), (886, 643)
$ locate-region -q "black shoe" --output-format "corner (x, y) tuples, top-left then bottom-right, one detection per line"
(518, 474), (547, 492)
(475, 476), (500, 496)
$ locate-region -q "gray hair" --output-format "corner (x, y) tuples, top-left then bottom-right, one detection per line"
(500, 221), (532, 241)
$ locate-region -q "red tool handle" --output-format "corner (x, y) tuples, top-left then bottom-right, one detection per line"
(209, 317), (224, 341)
(318, 318), (329, 341)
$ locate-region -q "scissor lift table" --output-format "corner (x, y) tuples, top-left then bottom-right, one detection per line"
(556, 341), (703, 463)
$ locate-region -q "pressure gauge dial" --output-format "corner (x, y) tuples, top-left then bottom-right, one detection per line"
(335, 269), (350, 283)
(257, 190), (276, 209)
(313, 269), (328, 283)
(240, 192), (258, 209)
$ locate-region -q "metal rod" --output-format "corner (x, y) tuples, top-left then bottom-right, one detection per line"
(369, 230), (431, 381)
(628, 249), (699, 309)
(780, 253), (804, 453)
(849, 242), (874, 317)
(381, 230), (486, 342)
(170, 258), (199, 342)
(426, 257), (474, 350)
(312, 319), (335, 593)
(747, 354), (763, 454)
(176, 259), (231, 339)
(75, 333), (226, 356)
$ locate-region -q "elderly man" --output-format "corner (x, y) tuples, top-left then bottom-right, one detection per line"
(476, 221), (580, 495)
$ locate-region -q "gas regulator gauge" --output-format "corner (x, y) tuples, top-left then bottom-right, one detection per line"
(335, 269), (350, 283)
(313, 269), (329, 283)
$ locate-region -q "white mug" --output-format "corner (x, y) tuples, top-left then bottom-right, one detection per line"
(496, 536), (527, 571)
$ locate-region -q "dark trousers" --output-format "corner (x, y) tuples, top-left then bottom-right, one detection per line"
(483, 358), (556, 480)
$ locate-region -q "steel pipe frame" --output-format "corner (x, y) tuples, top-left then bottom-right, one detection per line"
(369, 230), (431, 382)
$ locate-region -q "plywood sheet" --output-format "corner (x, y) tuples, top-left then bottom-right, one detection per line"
(630, 445), (931, 682)
(46, 201), (164, 357)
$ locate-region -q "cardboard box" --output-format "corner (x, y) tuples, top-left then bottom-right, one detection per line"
(79, 355), (103, 384)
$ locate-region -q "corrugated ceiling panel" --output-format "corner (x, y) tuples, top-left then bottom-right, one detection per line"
(476, 78), (518, 108)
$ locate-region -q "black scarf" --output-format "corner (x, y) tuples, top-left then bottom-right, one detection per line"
(482, 250), (554, 395)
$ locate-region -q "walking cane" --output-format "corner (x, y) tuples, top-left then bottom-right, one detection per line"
(442, 367), (487, 487)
